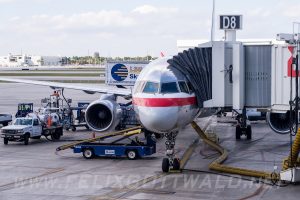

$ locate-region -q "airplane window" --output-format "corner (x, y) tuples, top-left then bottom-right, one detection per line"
(143, 82), (159, 93)
(179, 81), (189, 93)
(161, 82), (179, 93)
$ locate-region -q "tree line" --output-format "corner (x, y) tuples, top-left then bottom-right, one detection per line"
(64, 55), (157, 65)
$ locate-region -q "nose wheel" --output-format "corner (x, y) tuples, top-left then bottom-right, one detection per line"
(162, 157), (181, 172)
(236, 125), (252, 140)
(162, 132), (181, 172)
(235, 107), (252, 140)
(162, 158), (170, 172)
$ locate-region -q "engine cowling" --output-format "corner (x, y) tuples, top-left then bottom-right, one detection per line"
(85, 99), (122, 132)
(266, 111), (294, 134)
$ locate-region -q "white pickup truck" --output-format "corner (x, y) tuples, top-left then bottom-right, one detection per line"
(0, 114), (12, 127)
(1, 115), (63, 145)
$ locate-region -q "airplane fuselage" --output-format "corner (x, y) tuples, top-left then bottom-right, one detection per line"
(132, 57), (199, 133)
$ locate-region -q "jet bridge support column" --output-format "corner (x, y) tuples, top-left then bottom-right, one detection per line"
(232, 42), (251, 140)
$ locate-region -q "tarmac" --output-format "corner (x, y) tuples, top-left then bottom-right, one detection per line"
(0, 83), (299, 200)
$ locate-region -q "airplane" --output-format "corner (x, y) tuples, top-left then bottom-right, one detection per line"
(0, 56), (207, 172)
(0, 55), (293, 172)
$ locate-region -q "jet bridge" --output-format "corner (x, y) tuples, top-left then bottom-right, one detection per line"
(171, 40), (282, 109)
(169, 38), (296, 138)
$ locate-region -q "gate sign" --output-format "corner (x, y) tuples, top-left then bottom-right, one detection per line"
(106, 61), (149, 86)
(219, 15), (242, 30)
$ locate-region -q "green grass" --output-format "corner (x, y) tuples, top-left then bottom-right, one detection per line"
(0, 73), (104, 77)
(3, 69), (105, 72)
(0, 80), (105, 84)
(49, 80), (105, 83)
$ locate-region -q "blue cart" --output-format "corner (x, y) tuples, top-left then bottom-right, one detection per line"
(73, 133), (156, 160)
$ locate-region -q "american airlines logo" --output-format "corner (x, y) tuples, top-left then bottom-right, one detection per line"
(111, 64), (129, 81)
(287, 46), (299, 77)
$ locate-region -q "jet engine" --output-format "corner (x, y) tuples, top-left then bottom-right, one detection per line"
(85, 95), (122, 132)
(266, 111), (295, 134)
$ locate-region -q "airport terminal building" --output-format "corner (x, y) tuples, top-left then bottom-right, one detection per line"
(0, 54), (63, 67)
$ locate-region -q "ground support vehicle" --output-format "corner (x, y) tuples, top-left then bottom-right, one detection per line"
(1, 115), (63, 145)
(73, 132), (156, 159)
(56, 126), (156, 160)
(63, 102), (89, 132)
(0, 114), (12, 127)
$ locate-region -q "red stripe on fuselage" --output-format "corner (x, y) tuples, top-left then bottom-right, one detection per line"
(133, 97), (197, 107)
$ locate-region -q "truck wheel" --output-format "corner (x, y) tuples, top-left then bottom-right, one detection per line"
(162, 158), (170, 173)
(24, 134), (29, 145)
(4, 138), (8, 145)
(51, 128), (62, 141)
(173, 158), (181, 170)
(51, 132), (61, 141)
(72, 127), (76, 132)
(246, 125), (252, 140)
(83, 148), (94, 159)
(3, 122), (8, 126)
(235, 125), (241, 140)
(127, 150), (137, 160)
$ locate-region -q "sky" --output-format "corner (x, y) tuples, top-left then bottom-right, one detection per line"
(0, 0), (300, 57)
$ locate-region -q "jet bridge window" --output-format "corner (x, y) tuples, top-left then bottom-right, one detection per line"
(161, 82), (179, 94)
(179, 81), (189, 94)
(143, 81), (159, 93)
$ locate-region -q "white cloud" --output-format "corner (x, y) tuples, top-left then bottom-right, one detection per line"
(0, 5), (205, 56)
(247, 7), (271, 17)
(283, 5), (300, 17)
(132, 5), (178, 15)
(132, 5), (158, 14)
(0, 0), (14, 3)
(2, 10), (136, 37)
(28, 11), (136, 31)
(9, 16), (20, 21)
(262, 11), (271, 17)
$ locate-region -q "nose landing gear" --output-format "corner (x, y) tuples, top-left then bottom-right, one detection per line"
(235, 107), (252, 140)
(162, 132), (181, 172)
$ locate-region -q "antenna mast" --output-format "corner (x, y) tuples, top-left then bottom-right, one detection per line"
(210, 0), (215, 41)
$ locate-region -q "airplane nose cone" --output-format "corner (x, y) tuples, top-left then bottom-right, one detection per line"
(137, 106), (178, 133)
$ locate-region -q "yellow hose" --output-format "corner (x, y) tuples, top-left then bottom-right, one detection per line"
(282, 128), (300, 170)
(191, 121), (277, 180)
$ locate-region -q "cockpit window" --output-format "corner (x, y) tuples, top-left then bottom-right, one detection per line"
(161, 82), (179, 93)
(134, 81), (146, 94)
(143, 82), (159, 93)
(179, 81), (189, 93)
(187, 82), (194, 93)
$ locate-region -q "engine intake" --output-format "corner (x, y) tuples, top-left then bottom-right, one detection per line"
(85, 99), (121, 132)
(266, 111), (295, 134)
